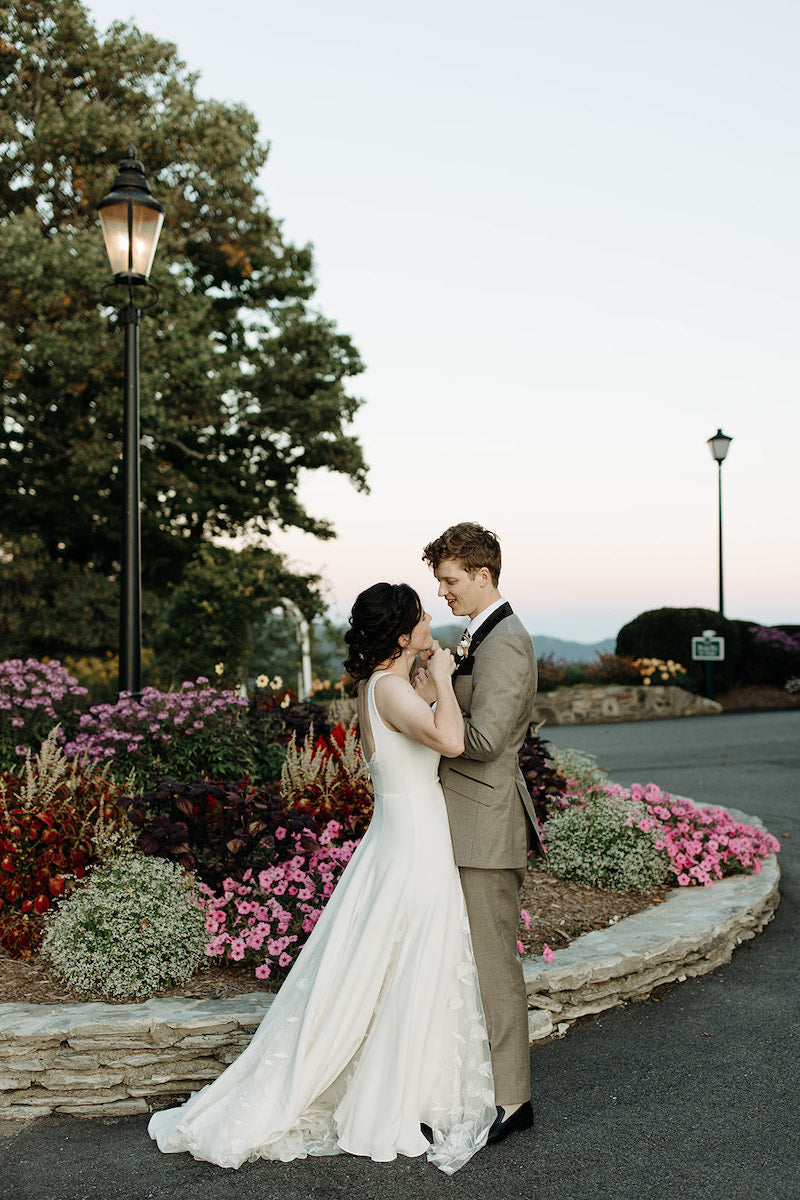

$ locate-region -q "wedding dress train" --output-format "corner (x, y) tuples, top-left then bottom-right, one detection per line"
(148, 670), (495, 1174)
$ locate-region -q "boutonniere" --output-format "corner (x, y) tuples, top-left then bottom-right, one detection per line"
(455, 631), (472, 660)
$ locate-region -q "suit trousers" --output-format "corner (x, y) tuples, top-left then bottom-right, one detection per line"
(458, 865), (530, 1106)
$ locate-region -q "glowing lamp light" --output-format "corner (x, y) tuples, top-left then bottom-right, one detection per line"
(97, 144), (164, 285)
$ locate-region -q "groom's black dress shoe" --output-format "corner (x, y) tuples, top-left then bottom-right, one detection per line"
(487, 1101), (533, 1145)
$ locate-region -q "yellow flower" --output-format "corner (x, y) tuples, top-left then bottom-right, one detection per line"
(661, 673), (669, 681)
(280, 694), (291, 708)
(256, 674), (269, 688)
(643, 677), (651, 685)
(214, 663), (224, 677)
(270, 675), (283, 690)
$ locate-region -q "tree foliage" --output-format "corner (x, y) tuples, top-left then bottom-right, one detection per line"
(0, 0), (367, 662)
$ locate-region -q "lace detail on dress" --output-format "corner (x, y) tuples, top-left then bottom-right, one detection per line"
(425, 919), (494, 1174)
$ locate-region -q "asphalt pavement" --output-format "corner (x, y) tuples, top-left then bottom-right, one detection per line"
(1, 709), (797, 1200)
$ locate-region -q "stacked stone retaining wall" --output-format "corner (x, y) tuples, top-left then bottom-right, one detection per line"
(533, 684), (721, 725)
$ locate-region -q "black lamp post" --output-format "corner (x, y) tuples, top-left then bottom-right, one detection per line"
(97, 145), (164, 700)
(707, 428), (733, 616)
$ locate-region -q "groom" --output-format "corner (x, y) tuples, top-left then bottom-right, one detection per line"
(417, 522), (543, 1145)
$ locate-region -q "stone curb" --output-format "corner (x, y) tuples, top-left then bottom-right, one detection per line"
(0, 806), (780, 1118)
(523, 804), (780, 1040)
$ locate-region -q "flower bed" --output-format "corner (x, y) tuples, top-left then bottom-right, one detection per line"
(0, 656), (782, 1003)
(541, 751), (780, 893)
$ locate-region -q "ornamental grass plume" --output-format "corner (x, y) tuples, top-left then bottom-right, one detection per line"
(0, 729), (127, 958)
(281, 723), (374, 839)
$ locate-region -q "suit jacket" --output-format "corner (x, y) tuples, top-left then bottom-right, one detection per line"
(439, 604), (545, 869)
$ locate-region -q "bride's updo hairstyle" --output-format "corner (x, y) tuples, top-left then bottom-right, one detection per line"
(344, 583), (423, 685)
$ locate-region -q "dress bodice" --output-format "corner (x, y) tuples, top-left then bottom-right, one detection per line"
(365, 671), (441, 796)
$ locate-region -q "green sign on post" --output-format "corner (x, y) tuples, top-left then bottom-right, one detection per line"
(691, 630), (725, 699)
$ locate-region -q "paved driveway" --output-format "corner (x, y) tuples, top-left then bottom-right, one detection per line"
(1, 711), (797, 1200)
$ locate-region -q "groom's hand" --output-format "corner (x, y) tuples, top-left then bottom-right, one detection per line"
(411, 667), (437, 705)
(417, 641), (439, 667)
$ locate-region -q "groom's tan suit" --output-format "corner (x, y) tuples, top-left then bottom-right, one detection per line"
(438, 602), (543, 1105)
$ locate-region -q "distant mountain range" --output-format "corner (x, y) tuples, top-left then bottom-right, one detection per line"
(530, 634), (616, 663)
(432, 625), (615, 663)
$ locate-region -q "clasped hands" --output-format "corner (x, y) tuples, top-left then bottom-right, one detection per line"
(412, 642), (456, 705)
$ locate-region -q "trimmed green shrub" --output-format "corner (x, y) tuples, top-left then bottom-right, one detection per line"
(616, 608), (741, 691)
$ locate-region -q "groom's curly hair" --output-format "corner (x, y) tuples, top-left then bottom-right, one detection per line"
(344, 583), (424, 686)
(422, 522), (502, 586)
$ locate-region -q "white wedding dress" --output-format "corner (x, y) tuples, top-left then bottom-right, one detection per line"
(148, 671), (495, 1174)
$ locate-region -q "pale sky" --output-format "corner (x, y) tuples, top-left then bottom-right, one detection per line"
(86, 0), (799, 642)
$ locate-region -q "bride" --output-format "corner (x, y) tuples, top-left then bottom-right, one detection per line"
(148, 582), (495, 1175)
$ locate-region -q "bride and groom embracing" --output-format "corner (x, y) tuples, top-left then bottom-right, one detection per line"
(148, 522), (543, 1176)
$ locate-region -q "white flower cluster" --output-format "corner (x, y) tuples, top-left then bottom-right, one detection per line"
(42, 852), (207, 1000)
(544, 795), (670, 893)
(548, 747), (608, 794)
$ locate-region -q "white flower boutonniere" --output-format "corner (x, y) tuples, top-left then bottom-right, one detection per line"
(455, 631), (472, 660)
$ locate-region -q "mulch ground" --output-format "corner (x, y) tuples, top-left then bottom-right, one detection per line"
(715, 684), (800, 711)
(0, 866), (667, 1006)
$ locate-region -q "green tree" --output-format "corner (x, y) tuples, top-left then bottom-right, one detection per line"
(151, 543), (323, 687)
(0, 0), (366, 662)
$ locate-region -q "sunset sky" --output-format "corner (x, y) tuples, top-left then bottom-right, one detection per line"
(87, 0), (799, 642)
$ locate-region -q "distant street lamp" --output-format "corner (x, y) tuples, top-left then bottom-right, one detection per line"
(707, 429), (733, 616)
(97, 145), (164, 701)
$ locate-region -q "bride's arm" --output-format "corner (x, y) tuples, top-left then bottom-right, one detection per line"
(374, 653), (464, 757)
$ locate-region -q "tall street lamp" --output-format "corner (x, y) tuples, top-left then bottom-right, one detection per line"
(707, 428), (733, 616)
(97, 145), (165, 700)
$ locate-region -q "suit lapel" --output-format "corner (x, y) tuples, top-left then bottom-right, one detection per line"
(453, 601), (513, 676)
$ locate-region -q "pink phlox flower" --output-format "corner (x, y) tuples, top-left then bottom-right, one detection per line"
(520, 908), (531, 931)
(542, 944), (555, 963)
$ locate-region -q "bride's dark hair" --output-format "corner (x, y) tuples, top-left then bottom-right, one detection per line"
(344, 583), (423, 685)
